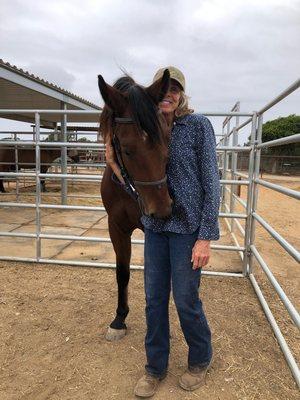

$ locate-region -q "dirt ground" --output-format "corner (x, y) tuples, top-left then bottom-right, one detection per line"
(0, 173), (299, 399)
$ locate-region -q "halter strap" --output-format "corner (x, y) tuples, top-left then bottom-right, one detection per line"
(112, 133), (167, 188)
(134, 175), (167, 187)
(114, 117), (134, 124)
(111, 116), (168, 216)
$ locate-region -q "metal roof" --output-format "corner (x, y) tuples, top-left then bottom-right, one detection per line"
(0, 59), (101, 127)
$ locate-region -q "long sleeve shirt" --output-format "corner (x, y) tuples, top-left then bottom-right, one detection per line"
(141, 113), (220, 241)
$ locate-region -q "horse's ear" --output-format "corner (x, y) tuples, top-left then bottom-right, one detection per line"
(146, 69), (170, 104)
(98, 75), (127, 113)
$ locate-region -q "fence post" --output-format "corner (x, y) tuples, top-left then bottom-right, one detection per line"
(14, 132), (19, 202)
(35, 113), (41, 261)
(243, 112), (258, 276)
(60, 102), (68, 205)
(219, 125), (225, 210)
(221, 120), (230, 212)
(248, 113), (263, 273)
(230, 102), (240, 232)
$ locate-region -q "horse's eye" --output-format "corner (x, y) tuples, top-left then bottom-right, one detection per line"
(124, 150), (131, 157)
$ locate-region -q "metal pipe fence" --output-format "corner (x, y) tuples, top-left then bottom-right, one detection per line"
(0, 108), (254, 272)
(219, 80), (300, 387)
(0, 125), (106, 195)
(0, 82), (299, 388)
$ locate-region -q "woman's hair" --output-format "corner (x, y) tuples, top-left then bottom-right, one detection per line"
(175, 91), (194, 118)
(100, 105), (112, 143)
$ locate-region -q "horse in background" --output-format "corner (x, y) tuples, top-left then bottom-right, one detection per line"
(98, 70), (172, 340)
(0, 147), (79, 192)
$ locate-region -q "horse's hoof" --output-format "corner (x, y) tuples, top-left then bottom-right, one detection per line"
(105, 326), (127, 341)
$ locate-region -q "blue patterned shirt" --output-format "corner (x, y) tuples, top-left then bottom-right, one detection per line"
(141, 113), (220, 240)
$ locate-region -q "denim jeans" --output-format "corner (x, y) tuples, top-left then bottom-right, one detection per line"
(144, 228), (212, 378)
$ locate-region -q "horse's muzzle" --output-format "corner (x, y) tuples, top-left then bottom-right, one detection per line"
(147, 200), (173, 219)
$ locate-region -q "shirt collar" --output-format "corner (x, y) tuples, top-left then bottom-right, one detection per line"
(174, 114), (189, 126)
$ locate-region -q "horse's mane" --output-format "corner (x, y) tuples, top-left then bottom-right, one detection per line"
(100, 75), (162, 144)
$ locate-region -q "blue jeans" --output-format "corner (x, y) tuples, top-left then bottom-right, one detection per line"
(144, 228), (212, 377)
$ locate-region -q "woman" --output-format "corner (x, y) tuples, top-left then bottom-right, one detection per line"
(133, 66), (220, 397)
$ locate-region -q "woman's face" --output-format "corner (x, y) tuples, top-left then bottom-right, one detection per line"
(158, 79), (182, 115)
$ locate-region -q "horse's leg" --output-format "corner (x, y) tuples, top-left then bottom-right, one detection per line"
(41, 179), (46, 192)
(106, 220), (132, 341)
(0, 178), (6, 193)
(40, 166), (47, 192)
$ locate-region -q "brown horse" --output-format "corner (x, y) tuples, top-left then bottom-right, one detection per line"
(0, 147), (79, 192)
(98, 70), (173, 340)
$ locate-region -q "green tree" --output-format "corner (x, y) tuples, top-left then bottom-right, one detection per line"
(77, 137), (92, 142)
(247, 114), (300, 155)
(44, 132), (74, 142)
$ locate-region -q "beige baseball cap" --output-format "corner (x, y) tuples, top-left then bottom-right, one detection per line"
(153, 66), (185, 91)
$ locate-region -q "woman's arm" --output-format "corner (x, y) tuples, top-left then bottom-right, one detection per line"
(105, 140), (125, 184)
(192, 117), (220, 269)
(197, 117), (220, 241)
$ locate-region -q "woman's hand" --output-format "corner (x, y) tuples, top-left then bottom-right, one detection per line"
(191, 240), (211, 270)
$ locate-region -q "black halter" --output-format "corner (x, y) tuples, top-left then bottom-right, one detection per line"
(112, 117), (168, 189)
(111, 116), (168, 215)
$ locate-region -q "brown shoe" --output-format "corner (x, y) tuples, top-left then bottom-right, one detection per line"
(134, 373), (164, 398)
(179, 359), (213, 391)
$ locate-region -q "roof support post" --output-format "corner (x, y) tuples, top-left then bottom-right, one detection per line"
(60, 102), (67, 205)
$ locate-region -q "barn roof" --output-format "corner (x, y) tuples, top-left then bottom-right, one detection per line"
(0, 59), (101, 127)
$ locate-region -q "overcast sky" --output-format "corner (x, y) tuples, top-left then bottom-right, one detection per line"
(0, 0), (299, 144)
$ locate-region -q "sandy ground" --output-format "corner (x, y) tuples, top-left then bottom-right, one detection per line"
(0, 173), (299, 399)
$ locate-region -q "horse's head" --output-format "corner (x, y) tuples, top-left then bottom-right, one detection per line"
(98, 70), (173, 218)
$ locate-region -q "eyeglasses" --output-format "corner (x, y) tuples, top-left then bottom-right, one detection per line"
(168, 85), (181, 94)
